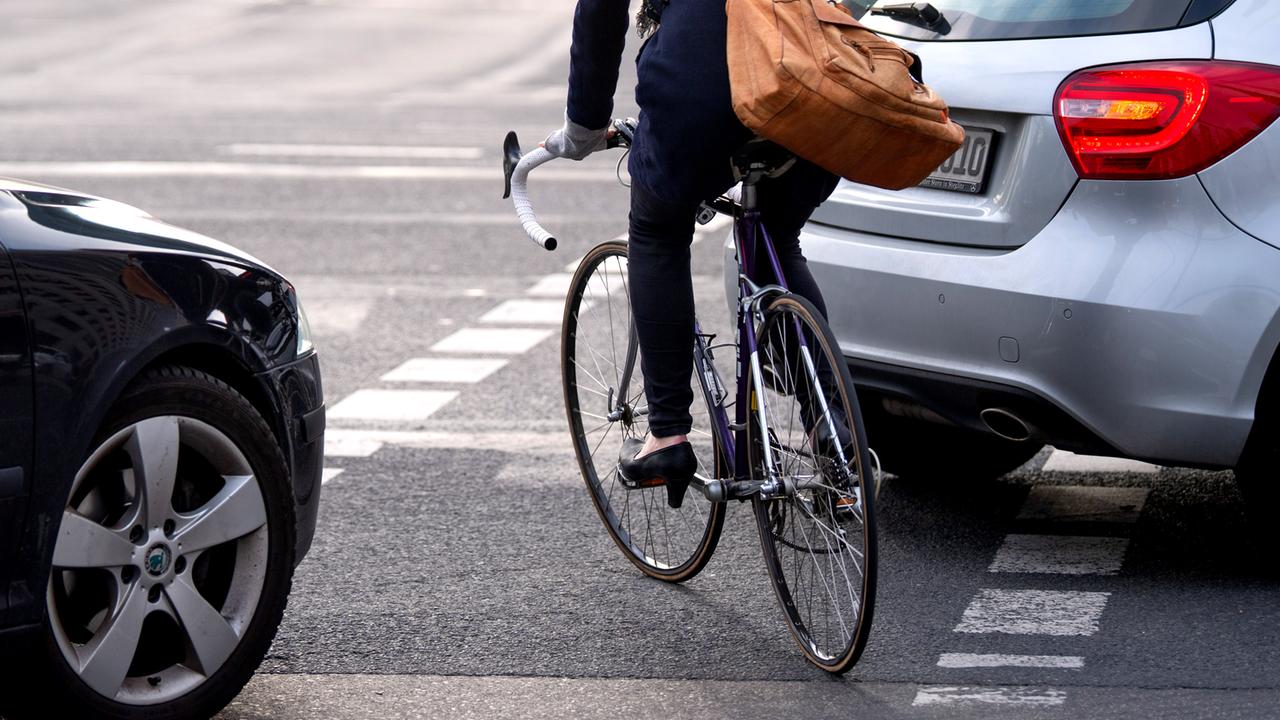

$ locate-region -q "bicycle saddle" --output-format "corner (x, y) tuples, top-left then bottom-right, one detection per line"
(731, 137), (798, 182)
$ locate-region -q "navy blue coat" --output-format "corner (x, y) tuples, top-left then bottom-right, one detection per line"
(567, 0), (754, 205)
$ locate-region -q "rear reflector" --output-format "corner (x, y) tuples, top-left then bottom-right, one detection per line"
(1055, 61), (1280, 180)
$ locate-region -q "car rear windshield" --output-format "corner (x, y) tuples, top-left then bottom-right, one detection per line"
(850, 0), (1234, 41)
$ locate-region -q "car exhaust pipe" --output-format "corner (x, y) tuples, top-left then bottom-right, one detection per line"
(980, 407), (1033, 442)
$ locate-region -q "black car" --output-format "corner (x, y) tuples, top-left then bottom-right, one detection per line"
(0, 178), (323, 718)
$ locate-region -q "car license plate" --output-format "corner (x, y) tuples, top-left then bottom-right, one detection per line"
(919, 127), (996, 194)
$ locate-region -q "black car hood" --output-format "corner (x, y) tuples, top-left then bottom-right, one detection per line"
(0, 176), (276, 274)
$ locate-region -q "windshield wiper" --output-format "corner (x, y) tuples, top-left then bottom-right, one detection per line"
(869, 2), (950, 34)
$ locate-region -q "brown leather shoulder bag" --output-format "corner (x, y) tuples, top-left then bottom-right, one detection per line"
(727, 0), (964, 189)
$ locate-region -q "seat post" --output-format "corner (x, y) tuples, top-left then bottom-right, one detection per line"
(740, 177), (760, 213)
(731, 138), (795, 214)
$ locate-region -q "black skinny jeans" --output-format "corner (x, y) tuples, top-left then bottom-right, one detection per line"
(628, 159), (841, 438)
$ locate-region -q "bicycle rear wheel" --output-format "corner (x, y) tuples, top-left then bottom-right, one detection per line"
(562, 241), (725, 582)
(749, 293), (877, 673)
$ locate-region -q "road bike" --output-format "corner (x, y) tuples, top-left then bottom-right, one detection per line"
(502, 120), (878, 673)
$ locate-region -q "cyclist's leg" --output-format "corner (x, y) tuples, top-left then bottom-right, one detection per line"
(753, 158), (842, 316)
(753, 161), (848, 447)
(626, 184), (701, 441)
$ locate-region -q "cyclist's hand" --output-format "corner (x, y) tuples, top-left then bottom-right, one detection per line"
(541, 111), (610, 161)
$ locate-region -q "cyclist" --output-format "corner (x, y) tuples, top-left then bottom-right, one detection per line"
(543, 0), (843, 508)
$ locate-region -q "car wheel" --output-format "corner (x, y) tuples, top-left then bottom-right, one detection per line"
(866, 404), (1044, 482)
(13, 366), (295, 720)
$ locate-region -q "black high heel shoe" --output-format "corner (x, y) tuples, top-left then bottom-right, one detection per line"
(618, 437), (697, 509)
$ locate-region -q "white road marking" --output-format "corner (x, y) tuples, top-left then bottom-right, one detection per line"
(1042, 449), (1160, 473)
(324, 435), (384, 458)
(303, 298), (372, 335)
(222, 143), (483, 160)
(529, 263), (630, 300)
(525, 274), (574, 298)
(955, 589), (1110, 636)
(692, 213), (733, 245)
(321, 430), (572, 455)
(989, 535), (1129, 575)
(328, 389), (458, 422)
(430, 328), (553, 354)
(320, 468), (345, 485)
(480, 299), (566, 325)
(1018, 486), (1149, 524)
(936, 653), (1085, 669)
(0, 161), (618, 182)
(380, 358), (508, 384)
(563, 233), (628, 273)
(912, 686), (1067, 707)
(157, 210), (586, 226)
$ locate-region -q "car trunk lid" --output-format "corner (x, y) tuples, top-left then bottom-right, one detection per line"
(808, 24), (1214, 249)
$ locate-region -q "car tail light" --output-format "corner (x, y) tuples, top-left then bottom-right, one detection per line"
(1055, 61), (1280, 180)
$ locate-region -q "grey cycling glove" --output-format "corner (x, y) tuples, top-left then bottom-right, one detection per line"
(543, 111), (609, 161)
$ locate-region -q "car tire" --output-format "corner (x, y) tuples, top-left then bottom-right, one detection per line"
(1235, 419), (1279, 560)
(7, 366), (295, 720)
(865, 404), (1044, 482)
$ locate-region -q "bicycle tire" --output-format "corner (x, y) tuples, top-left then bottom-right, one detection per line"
(748, 293), (877, 673)
(562, 240), (726, 582)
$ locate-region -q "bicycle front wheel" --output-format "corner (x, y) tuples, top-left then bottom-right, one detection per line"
(749, 293), (877, 673)
(562, 240), (725, 582)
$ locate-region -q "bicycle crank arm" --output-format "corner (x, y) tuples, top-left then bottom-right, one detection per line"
(691, 476), (775, 503)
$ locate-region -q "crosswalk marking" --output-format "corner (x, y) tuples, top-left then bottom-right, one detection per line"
(936, 653), (1084, 669)
(955, 589), (1110, 636)
(479, 299), (566, 325)
(0, 161), (619, 182)
(525, 274), (574, 298)
(988, 535), (1129, 575)
(1017, 486), (1149, 524)
(322, 429), (572, 455)
(320, 468), (346, 485)
(912, 686), (1067, 707)
(303, 298), (373, 336)
(222, 143), (484, 160)
(692, 213), (733, 245)
(430, 328), (553, 354)
(324, 435), (384, 458)
(380, 358), (508, 384)
(328, 389), (458, 422)
(1042, 449), (1160, 474)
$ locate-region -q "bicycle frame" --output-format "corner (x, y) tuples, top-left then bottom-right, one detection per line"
(525, 121), (852, 503)
(689, 185), (804, 501)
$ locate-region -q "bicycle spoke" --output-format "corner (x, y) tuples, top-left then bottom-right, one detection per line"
(564, 243), (723, 582)
(751, 295), (874, 672)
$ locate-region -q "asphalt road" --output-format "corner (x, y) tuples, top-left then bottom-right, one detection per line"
(2, 2), (1278, 718)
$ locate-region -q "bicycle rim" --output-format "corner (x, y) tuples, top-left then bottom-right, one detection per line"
(749, 294), (877, 673)
(562, 241), (725, 582)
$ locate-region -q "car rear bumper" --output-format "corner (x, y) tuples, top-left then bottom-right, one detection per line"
(760, 176), (1280, 468)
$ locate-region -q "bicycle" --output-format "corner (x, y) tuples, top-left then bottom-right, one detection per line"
(502, 119), (878, 673)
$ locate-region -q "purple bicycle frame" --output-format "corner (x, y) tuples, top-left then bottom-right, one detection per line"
(694, 205), (794, 483)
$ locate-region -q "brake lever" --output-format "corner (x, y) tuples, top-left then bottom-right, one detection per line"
(502, 131), (522, 200)
(607, 117), (638, 150)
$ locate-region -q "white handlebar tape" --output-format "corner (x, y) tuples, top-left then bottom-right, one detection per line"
(509, 147), (558, 251)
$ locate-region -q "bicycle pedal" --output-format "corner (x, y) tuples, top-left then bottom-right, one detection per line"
(695, 204), (718, 225)
(834, 489), (862, 516)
